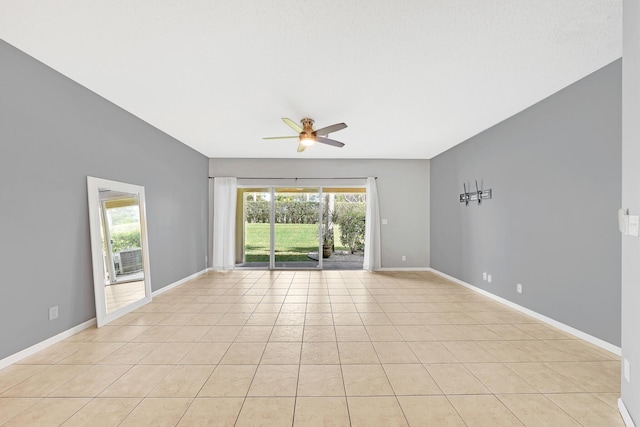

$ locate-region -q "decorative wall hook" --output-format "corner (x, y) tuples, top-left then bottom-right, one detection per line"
(462, 183), (469, 206)
(459, 180), (492, 205)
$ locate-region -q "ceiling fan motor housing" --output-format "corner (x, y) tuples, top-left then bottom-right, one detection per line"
(300, 118), (316, 144)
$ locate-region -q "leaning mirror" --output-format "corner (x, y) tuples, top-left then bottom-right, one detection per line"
(87, 177), (152, 327)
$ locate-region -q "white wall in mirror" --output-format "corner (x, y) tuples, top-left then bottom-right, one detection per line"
(87, 176), (152, 327)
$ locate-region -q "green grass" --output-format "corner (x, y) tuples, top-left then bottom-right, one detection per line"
(244, 223), (345, 262)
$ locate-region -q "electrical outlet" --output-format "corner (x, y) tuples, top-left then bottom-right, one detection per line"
(382, 219), (388, 225)
(624, 359), (631, 382)
(487, 274), (492, 283)
(482, 272), (487, 281)
(517, 283), (523, 294)
(401, 255), (406, 261)
(49, 306), (59, 320)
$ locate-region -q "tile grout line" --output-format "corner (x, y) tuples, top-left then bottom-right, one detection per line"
(363, 278), (414, 427)
(176, 280), (255, 427)
(232, 269), (280, 426)
(332, 274), (353, 427)
(290, 272), (310, 427)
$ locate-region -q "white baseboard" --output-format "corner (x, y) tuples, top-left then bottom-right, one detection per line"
(1, 269), (208, 371)
(0, 318), (96, 370)
(619, 398), (636, 427)
(428, 268), (621, 356)
(376, 267), (431, 271)
(152, 268), (208, 297)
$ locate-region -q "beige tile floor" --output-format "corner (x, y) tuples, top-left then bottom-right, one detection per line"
(0, 271), (625, 426)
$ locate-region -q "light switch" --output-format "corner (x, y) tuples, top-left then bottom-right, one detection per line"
(382, 219), (388, 225)
(629, 215), (639, 237)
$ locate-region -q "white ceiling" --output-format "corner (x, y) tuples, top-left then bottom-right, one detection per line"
(0, 1), (622, 159)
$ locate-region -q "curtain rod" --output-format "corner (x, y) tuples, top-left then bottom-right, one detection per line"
(209, 176), (377, 180)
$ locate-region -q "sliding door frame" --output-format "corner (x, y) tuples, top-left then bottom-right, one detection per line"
(237, 183), (364, 270)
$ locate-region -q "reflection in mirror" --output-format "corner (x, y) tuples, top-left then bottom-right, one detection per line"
(99, 191), (145, 312)
(87, 177), (151, 327)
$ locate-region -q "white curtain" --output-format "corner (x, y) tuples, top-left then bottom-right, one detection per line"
(212, 177), (237, 270)
(363, 177), (381, 271)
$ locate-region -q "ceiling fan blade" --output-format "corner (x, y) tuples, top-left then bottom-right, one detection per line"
(282, 118), (303, 133)
(263, 135), (298, 140)
(315, 123), (347, 136)
(317, 136), (345, 148)
(297, 143), (307, 152)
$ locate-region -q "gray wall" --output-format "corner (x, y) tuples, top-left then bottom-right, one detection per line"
(209, 158), (430, 269)
(622, 0), (640, 421)
(0, 40), (209, 360)
(430, 60), (621, 346)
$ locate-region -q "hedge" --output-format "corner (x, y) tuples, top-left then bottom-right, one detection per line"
(111, 229), (141, 253)
(245, 201), (320, 224)
(333, 203), (366, 253)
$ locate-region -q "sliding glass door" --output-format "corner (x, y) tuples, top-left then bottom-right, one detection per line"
(273, 188), (321, 268)
(239, 188), (271, 268)
(235, 185), (366, 270)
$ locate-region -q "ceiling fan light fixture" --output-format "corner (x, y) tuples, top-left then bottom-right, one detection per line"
(300, 135), (315, 146)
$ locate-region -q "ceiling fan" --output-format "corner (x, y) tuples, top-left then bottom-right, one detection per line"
(264, 118), (347, 152)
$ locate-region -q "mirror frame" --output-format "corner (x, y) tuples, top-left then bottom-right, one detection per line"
(87, 176), (152, 327)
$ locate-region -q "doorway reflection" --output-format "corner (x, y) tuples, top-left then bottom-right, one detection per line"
(98, 190), (146, 314)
